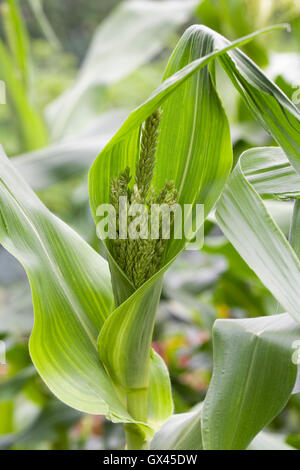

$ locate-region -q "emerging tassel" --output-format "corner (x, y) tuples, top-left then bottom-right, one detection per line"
(109, 110), (178, 288)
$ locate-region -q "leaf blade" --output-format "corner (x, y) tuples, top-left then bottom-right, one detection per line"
(216, 147), (300, 324)
(202, 314), (300, 450)
(0, 147), (133, 421)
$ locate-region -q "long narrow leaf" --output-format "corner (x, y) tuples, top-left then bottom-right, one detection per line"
(1, 0), (30, 87)
(0, 147), (131, 421)
(216, 147), (300, 324)
(0, 41), (47, 150)
(0, 146), (171, 433)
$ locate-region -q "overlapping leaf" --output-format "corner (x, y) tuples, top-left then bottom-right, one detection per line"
(216, 147), (300, 324)
(0, 145), (173, 434)
(150, 405), (203, 450)
(202, 314), (300, 450)
(217, 45), (300, 174)
(151, 390), (296, 451)
(0, 146), (130, 421)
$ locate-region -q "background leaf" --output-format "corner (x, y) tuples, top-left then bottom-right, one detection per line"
(12, 110), (127, 190)
(217, 40), (300, 174)
(0, 401), (81, 450)
(46, 0), (197, 140)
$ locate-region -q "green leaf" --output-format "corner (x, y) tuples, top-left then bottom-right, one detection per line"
(183, 25), (300, 179)
(289, 200), (300, 395)
(1, 0), (30, 87)
(248, 432), (294, 450)
(98, 275), (164, 390)
(0, 146), (172, 433)
(91, 23), (238, 415)
(147, 350), (173, 430)
(216, 147), (300, 324)
(202, 314), (300, 450)
(150, 405), (203, 450)
(241, 147), (300, 199)
(150, 403), (295, 451)
(217, 40), (300, 175)
(197, 0), (269, 66)
(0, 147), (133, 422)
(1, 22), (296, 444)
(0, 39), (47, 151)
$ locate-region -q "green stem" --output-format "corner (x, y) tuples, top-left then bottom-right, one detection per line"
(124, 388), (149, 450)
(124, 424), (148, 450)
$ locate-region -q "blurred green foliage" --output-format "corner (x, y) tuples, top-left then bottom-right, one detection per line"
(26, 0), (122, 59)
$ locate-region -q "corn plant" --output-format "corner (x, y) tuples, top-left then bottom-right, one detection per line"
(1, 23), (300, 450)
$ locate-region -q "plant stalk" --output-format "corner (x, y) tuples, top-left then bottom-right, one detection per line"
(124, 424), (148, 450)
(124, 388), (149, 450)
